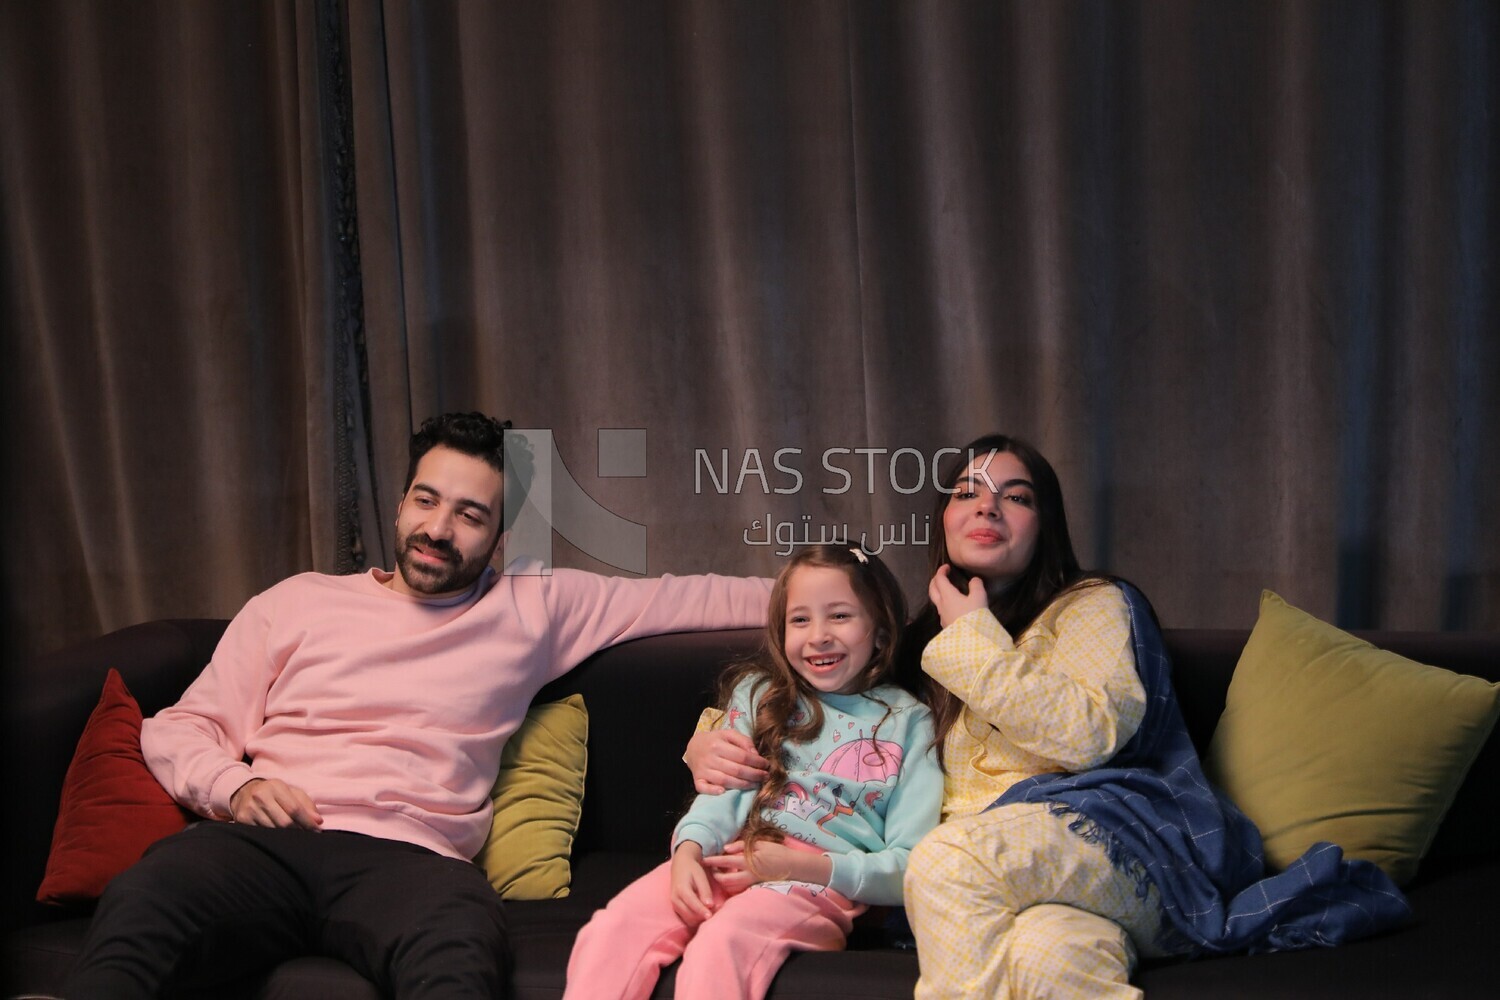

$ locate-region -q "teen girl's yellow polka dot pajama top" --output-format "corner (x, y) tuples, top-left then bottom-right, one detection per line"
(904, 583), (1173, 1000)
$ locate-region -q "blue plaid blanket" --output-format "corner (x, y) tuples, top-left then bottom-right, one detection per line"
(995, 582), (1410, 954)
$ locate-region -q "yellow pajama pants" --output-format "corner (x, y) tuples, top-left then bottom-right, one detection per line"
(905, 801), (1171, 1000)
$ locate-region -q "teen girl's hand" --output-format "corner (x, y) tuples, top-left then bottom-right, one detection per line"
(928, 564), (989, 627)
(669, 843), (717, 926)
(684, 730), (770, 794)
(701, 840), (832, 892)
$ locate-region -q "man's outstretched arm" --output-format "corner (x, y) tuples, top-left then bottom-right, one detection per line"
(537, 567), (773, 680)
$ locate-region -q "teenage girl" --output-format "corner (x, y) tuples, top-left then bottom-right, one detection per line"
(691, 436), (1409, 998)
(564, 544), (942, 1000)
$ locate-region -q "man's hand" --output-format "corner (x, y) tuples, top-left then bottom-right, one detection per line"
(230, 777), (323, 829)
(701, 839), (832, 892)
(684, 729), (770, 794)
(669, 842), (717, 926)
(928, 564), (989, 627)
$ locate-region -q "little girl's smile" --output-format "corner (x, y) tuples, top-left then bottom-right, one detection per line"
(784, 566), (877, 695)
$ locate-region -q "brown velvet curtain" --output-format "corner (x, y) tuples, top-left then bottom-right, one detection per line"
(4, 0), (1497, 661)
(1, 0), (373, 657)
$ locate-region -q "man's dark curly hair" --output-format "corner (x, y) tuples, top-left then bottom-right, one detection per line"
(402, 412), (512, 493)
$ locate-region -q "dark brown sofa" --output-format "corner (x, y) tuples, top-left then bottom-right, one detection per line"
(5, 620), (1498, 998)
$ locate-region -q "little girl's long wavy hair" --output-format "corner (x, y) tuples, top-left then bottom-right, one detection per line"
(716, 544), (908, 865)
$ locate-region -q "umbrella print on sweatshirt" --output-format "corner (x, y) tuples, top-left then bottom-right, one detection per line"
(809, 734), (905, 832)
(823, 733), (904, 783)
(769, 734), (906, 831)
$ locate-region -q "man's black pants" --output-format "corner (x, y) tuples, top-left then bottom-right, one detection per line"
(63, 822), (511, 999)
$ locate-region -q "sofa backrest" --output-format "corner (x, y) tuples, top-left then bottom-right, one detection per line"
(554, 626), (1500, 882)
(540, 628), (1252, 860)
(8, 617), (1496, 933)
(534, 629), (760, 859)
(3, 619), (230, 933)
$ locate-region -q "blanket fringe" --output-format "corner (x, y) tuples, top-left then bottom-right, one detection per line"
(1045, 802), (1195, 955)
(1046, 802), (1154, 899)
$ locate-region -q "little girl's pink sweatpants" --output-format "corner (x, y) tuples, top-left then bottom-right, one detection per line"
(564, 844), (865, 1000)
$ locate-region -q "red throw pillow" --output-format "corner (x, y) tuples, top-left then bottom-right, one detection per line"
(36, 669), (193, 904)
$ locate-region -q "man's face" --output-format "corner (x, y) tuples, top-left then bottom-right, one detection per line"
(389, 445), (505, 599)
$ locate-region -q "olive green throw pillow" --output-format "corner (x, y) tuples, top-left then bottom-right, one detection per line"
(477, 695), (588, 899)
(1205, 591), (1500, 886)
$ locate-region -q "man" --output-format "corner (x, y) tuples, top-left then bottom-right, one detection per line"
(65, 412), (771, 998)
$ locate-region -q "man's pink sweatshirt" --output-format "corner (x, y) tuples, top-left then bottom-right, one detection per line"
(141, 564), (770, 860)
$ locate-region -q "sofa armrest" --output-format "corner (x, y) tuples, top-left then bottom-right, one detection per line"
(2, 619), (229, 933)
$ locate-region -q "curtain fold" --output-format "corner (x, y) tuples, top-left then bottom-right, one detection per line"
(1, 0), (369, 656)
(3, 0), (1495, 660)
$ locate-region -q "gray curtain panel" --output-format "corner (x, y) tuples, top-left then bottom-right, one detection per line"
(2, 1), (371, 657)
(3, 0), (1497, 660)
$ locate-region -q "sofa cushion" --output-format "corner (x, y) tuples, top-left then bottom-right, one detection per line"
(1205, 591), (1500, 885)
(35, 669), (192, 904)
(476, 695), (589, 899)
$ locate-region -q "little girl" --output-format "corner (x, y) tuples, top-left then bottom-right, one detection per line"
(564, 544), (943, 1000)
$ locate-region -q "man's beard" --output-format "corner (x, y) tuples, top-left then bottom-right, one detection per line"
(394, 530), (493, 595)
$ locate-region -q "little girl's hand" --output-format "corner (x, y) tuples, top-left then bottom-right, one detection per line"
(928, 564), (988, 627)
(669, 844), (716, 926)
(700, 840), (759, 893)
(703, 840), (831, 890)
